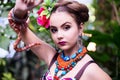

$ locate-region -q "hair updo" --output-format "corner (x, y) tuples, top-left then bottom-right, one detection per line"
(51, 1), (89, 26)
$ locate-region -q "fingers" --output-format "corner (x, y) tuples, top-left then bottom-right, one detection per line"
(15, 0), (43, 11)
(34, 0), (44, 6)
(26, 0), (43, 10)
(24, 0), (34, 5)
(23, 0), (43, 6)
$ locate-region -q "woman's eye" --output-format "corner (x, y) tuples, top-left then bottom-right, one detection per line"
(50, 28), (57, 33)
(63, 25), (71, 30)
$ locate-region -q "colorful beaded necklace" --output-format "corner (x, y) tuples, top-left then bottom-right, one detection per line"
(53, 47), (87, 80)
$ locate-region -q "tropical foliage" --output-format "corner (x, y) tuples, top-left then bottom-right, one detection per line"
(85, 0), (120, 80)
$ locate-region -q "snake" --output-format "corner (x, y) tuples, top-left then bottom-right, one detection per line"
(8, 9), (40, 52)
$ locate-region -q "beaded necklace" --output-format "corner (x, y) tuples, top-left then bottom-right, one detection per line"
(53, 47), (87, 80)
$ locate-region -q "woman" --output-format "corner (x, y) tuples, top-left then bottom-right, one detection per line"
(8, 0), (112, 80)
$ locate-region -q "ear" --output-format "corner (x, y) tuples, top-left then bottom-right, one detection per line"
(78, 23), (84, 36)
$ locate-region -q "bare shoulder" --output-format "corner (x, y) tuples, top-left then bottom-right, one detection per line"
(83, 55), (112, 80)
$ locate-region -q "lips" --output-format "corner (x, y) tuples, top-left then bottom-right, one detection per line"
(58, 41), (66, 46)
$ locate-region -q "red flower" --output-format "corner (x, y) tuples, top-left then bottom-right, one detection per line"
(37, 7), (45, 15)
(37, 15), (50, 29)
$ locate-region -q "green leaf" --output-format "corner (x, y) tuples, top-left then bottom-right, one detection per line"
(2, 73), (15, 80)
(0, 36), (10, 50)
(45, 0), (51, 5)
(46, 13), (50, 18)
(51, 2), (56, 8)
(40, 10), (49, 16)
(39, 27), (46, 31)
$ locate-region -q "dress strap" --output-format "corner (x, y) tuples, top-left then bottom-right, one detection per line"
(48, 53), (59, 70)
(74, 60), (95, 79)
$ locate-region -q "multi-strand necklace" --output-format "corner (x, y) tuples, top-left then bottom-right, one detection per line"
(53, 47), (87, 80)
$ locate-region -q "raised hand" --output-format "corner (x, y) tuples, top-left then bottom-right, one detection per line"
(15, 0), (43, 11)
(8, 0), (43, 52)
(14, 0), (43, 18)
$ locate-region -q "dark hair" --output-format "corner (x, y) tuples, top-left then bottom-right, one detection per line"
(51, 1), (89, 26)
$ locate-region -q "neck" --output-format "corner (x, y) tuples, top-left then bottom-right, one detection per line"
(64, 44), (81, 56)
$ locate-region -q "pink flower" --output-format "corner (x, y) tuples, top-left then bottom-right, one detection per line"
(37, 15), (50, 28)
(37, 7), (45, 15)
(37, 7), (50, 28)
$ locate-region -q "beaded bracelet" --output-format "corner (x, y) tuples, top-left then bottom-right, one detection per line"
(11, 8), (28, 23)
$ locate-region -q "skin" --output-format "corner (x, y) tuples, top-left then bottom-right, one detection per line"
(50, 11), (83, 56)
(49, 11), (111, 80)
(12, 0), (112, 80)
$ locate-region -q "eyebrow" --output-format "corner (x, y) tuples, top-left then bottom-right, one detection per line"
(50, 22), (71, 28)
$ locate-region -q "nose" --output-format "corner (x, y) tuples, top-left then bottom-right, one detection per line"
(57, 31), (63, 40)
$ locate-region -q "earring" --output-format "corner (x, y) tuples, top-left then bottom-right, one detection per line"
(77, 35), (83, 48)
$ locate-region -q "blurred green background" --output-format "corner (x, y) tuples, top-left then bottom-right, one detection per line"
(0, 0), (120, 80)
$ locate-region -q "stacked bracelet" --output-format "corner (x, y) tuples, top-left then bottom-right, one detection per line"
(11, 8), (28, 23)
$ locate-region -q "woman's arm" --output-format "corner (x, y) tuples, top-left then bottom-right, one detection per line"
(9, 0), (56, 66)
(21, 28), (56, 66)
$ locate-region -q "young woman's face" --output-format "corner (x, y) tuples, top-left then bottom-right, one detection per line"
(50, 12), (82, 51)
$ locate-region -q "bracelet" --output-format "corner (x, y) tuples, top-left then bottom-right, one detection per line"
(11, 8), (28, 23)
(8, 8), (28, 34)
